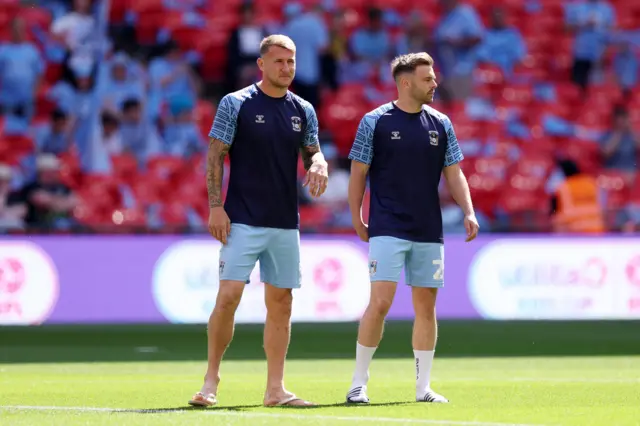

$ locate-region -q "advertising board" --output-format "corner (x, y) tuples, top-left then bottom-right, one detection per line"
(0, 235), (638, 324)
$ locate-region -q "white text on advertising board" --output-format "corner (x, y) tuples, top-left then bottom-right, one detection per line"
(468, 239), (640, 320)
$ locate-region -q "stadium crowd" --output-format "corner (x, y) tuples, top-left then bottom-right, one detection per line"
(0, 0), (639, 234)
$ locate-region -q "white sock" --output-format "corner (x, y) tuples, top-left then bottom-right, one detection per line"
(414, 349), (435, 395)
(351, 343), (377, 388)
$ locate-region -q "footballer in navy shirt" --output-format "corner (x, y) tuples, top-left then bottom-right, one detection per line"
(345, 53), (479, 405)
(188, 35), (328, 409)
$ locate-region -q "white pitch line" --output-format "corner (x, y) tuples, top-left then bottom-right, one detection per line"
(507, 377), (640, 384)
(0, 405), (546, 426)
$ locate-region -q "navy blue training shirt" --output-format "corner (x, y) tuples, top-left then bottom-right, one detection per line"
(348, 102), (464, 243)
(209, 84), (319, 229)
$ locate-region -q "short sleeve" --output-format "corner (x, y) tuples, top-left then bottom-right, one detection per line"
(443, 116), (464, 167)
(348, 114), (376, 165)
(302, 102), (319, 147)
(208, 94), (242, 145)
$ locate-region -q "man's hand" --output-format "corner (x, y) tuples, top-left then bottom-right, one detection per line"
(303, 160), (328, 197)
(464, 214), (479, 242)
(353, 219), (369, 242)
(208, 207), (231, 244)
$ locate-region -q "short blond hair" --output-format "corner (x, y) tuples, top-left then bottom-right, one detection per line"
(390, 52), (434, 80)
(260, 34), (296, 56)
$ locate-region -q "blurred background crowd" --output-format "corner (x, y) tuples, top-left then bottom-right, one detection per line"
(0, 0), (638, 234)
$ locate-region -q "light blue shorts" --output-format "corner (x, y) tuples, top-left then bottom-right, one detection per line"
(368, 236), (444, 288)
(219, 224), (301, 289)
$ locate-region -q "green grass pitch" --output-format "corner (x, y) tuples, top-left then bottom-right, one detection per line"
(1, 321), (639, 426)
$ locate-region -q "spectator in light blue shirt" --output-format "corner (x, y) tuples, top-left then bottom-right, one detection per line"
(600, 106), (638, 181)
(34, 109), (73, 155)
(565, 0), (616, 91)
(281, 2), (328, 107)
(119, 98), (163, 167)
(163, 95), (204, 158)
(476, 7), (526, 80)
(613, 40), (639, 98)
(350, 7), (389, 63)
(101, 52), (146, 113)
(434, 0), (484, 102)
(345, 7), (390, 84)
(395, 12), (430, 57)
(0, 18), (44, 118)
(149, 40), (200, 118)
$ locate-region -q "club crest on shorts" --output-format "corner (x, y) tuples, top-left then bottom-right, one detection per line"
(369, 260), (377, 276)
(291, 116), (302, 132)
(429, 130), (439, 146)
(219, 260), (225, 275)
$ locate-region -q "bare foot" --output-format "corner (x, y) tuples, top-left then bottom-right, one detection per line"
(187, 375), (220, 407)
(264, 390), (314, 407)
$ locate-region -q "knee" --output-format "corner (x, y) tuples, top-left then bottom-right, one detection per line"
(214, 285), (243, 314)
(266, 289), (292, 317)
(368, 296), (393, 318)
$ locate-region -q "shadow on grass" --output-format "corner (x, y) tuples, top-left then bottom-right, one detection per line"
(119, 401), (410, 414)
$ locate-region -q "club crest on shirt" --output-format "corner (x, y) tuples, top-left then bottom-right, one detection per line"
(219, 260), (225, 275)
(291, 116), (302, 132)
(369, 260), (377, 276)
(429, 130), (439, 146)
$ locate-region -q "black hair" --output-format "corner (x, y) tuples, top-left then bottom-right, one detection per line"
(558, 159), (580, 177)
(51, 108), (67, 121)
(121, 98), (141, 113)
(368, 7), (382, 21)
(101, 111), (119, 126)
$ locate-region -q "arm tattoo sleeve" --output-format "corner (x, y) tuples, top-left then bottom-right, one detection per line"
(301, 143), (321, 171)
(206, 138), (231, 208)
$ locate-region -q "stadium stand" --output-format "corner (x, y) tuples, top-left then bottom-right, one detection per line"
(0, 0), (639, 234)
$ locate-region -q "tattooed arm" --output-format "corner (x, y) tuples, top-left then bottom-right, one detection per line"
(300, 143), (325, 171)
(206, 137), (231, 208)
(206, 138), (231, 243)
(206, 93), (237, 243)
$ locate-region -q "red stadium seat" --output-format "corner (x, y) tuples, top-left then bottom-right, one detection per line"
(0, 135), (34, 164)
(80, 174), (122, 209)
(110, 207), (148, 230)
(513, 155), (554, 179)
(467, 173), (505, 217)
(299, 205), (333, 229)
(492, 139), (519, 157)
(500, 83), (534, 105)
(129, 0), (164, 13)
(320, 98), (368, 156)
(159, 202), (189, 227)
(73, 202), (112, 228)
(19, 6), (52, 28)
(146, 155), (188, 181)
(508, 173), (545, 192)
(110, 153), (139, 184)
(473, 156), (510, 179)
(597, 170), (631, 208)
(497, 188), (547, 214)
(128, 176), (162, 206)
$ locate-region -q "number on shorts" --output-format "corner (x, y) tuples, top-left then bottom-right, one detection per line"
(432, 259), (444, 281)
